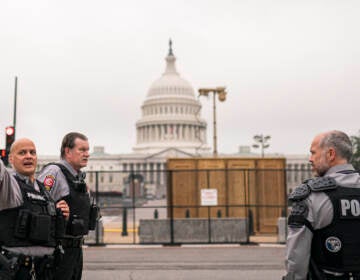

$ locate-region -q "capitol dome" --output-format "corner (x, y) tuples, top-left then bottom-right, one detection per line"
(146, 44), (195, 100)
(133, 40), (210, 155)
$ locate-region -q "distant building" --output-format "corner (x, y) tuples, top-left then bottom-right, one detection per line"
(285, 154), (312, 193)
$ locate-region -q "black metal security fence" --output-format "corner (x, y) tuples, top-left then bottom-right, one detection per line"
(85, 168), (298, 246)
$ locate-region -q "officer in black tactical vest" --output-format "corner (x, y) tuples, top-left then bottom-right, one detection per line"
(0, 138), (69, 279)
(37, 132), (99, 280)
(283, 130), (360, 280)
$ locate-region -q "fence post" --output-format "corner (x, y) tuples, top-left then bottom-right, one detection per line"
(122, 207), (128, 236)
(248, 209), (254, 235)
(206, 171), (212, 244)
(95, 171), (99, 245)
(168, 170), (175, 245)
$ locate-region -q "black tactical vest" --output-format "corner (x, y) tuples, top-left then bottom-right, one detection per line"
(51, 163), (91, 236)
(311, 186), (360, 273)
(0, 176), (58, 247)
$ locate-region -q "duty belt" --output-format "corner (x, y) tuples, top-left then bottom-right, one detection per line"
(60, 238), (83, 248)
(0, 247), (54, 277)
(324, 272), (360, 280)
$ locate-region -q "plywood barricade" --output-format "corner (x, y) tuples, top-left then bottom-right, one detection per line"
(166, 158), (286, 234)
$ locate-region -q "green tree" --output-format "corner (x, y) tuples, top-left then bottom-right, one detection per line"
(351, 131), (360, 170)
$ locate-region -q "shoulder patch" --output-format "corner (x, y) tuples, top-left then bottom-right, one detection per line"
(289, 183), (311, 201)
(43, 175), (55, 191)
(307, 177), (337, 192)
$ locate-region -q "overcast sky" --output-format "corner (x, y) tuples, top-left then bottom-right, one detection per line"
(1, 0), (359, 157)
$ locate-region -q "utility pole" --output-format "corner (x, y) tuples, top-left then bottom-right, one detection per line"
(13, 76), (18, 138)
(198, 87), (227, 157)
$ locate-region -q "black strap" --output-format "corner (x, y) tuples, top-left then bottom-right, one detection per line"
(337, 170), (357, 174)
(288, 215), (314, 232)
(304, 219), (314, 232)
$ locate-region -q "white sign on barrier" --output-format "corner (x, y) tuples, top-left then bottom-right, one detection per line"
(201, 189), (218, 206)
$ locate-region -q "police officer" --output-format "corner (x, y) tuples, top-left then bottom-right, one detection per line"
(0, 138), (69, 279)
(37, 132), (97, 280)
(284, 130), (360, 280)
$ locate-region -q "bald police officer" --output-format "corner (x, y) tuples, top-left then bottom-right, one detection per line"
(37, 132), (98, 280)
(284, 130), (360, 279)
(0, 138), (69, 279)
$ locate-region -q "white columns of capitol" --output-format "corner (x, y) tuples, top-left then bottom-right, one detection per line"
(137, 123), (206, 143)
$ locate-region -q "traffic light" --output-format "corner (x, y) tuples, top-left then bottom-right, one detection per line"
(0, 149), (8, 166)
(5, 126), (15, 151)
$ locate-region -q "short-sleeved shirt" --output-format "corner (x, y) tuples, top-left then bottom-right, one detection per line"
(37, 159), (86, 202)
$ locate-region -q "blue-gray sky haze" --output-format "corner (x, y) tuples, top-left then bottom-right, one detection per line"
(1, 0), (359, 157)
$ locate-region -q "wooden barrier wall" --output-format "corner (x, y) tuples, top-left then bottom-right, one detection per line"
(166, 158), (286, 234)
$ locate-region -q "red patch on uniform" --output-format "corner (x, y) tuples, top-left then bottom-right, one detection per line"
(43, 175), (55, 191)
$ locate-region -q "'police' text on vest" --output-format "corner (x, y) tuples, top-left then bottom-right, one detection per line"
(341, 199), (360, 217)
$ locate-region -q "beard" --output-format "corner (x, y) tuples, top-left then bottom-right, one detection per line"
(314, 156), (330, 177)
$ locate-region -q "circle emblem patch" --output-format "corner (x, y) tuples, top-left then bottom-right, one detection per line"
(43, 175), (55, 191)
(325, 236), (342, 253)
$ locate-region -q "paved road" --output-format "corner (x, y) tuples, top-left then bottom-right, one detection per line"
(83, 244), (286, 280)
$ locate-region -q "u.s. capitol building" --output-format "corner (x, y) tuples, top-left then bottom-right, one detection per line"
(37, 41), (310, 196)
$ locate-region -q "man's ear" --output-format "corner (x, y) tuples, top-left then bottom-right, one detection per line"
(64, 147), (71, 156)
(328, 147), (336, 161)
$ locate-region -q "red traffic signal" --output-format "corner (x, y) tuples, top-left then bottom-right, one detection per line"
(0, 149), (6, 157)
(0, 148), (9, 166)
(5, 126), (15, 151)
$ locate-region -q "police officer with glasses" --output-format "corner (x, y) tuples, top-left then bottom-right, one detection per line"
(284, 130), (360, 280)
(0, 138), (69, 279)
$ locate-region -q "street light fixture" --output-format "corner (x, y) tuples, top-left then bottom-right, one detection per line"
(198, 87), (227, 156)
(252, 134), (271, 158)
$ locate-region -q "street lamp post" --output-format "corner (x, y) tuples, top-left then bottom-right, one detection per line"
(252, 134), (271, 158)
(198, 87), (227, 156)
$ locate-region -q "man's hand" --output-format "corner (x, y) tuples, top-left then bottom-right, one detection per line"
(56, 200), (70, 218)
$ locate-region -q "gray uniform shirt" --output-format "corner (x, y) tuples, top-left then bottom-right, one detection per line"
(37, 160), (89, 238)
(285, 164), (360, 280)
(0, 160), (54, 256)
(37, 159), (86, 202)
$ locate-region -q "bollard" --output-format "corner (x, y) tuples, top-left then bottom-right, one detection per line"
(154, 209), (159, 219)
(185, 209), (190, 218)
(217, 209), (222, 218)
(121, 207), (128, 236)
